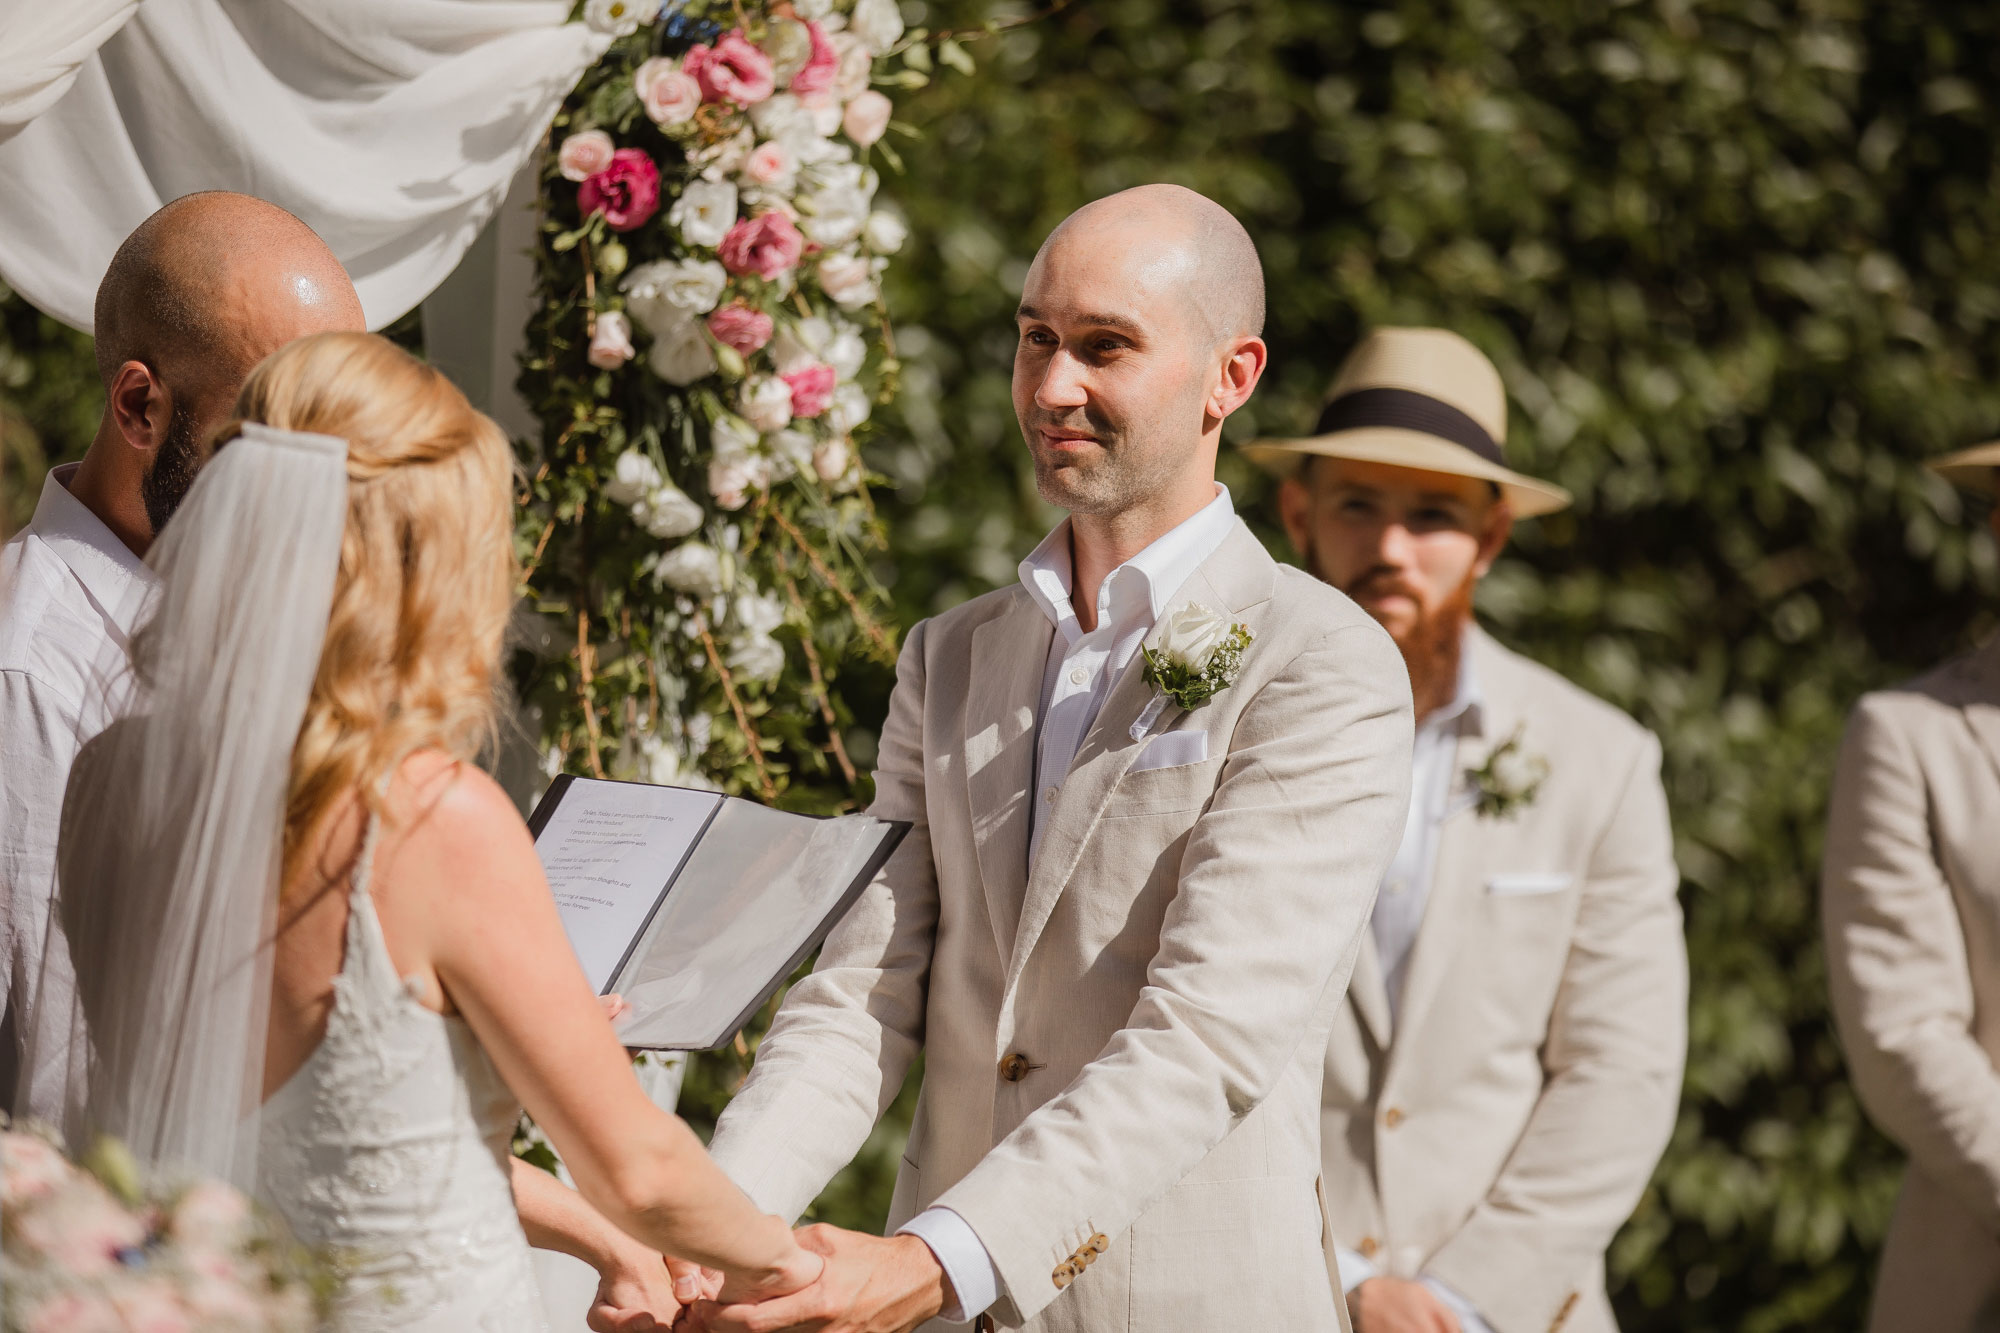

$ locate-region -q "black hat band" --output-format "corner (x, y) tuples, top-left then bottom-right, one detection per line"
(1312, 387), (1504, 467)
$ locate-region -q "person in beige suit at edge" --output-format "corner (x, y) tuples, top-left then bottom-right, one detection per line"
(1823, 438), (2000, 1333)
(690, 187), (1414, 1333)
(1246, 328), (1689, 1333)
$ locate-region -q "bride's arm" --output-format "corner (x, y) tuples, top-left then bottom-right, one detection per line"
(387, 762), (821, 1302)
(509, 1158), (714, 1329)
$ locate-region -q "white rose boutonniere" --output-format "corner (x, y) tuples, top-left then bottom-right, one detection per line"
(1141, 603), (1252, 712)
(1468, 725), (1549, 819)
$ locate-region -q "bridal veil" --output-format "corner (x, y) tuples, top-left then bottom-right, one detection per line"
(29, 423), (348, 1192)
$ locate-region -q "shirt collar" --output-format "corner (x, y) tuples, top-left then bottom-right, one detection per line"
(24, 463), (155, 637)
(1018, 484), (1236, 639)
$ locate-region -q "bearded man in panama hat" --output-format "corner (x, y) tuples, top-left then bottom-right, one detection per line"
(1245, 327), (1687, 1333)
(1822, 439), (2000, 1333)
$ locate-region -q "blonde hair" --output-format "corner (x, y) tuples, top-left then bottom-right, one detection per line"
(214, 332), (517, 886)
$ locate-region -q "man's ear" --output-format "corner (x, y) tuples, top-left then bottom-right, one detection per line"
(1472, 499), (1514, 577)
(1207, 334), (1268, 423)
(1276, 472), (1312, 555)
(107, 360), (170, 456)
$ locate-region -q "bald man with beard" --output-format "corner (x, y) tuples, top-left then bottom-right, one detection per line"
(0, 192), (365, 1120)
(693, 186), (1413, 1333)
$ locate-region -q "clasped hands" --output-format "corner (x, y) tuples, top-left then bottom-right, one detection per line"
(592, 1225), (954, 1333)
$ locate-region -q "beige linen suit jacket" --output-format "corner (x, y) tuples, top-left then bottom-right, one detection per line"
(706, 521), (1413, 1332)
(1322, 629), (1686, 1333)
(1823, 636), (2000, 1333)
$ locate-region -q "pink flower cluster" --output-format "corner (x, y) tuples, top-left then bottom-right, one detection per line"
(578, 148), (662, 232)
(684, 30), (776, 106)
(719, 211), (804, 280)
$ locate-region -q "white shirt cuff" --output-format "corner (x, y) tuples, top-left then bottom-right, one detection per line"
(1423, 1274), (1495, 1333)
(1333, 1244), (1378, 1295)
(896, 1206), (1000, 1323)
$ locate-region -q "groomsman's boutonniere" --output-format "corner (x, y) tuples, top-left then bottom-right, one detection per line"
(1142, 604), (1253, 712)
(1467, 725), (1549, 819)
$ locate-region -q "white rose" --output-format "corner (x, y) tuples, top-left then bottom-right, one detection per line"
(709, 412), (761, 462)
(668, 181), (739, 250)
(739, 375), (794, 432)
(750, 93), (808, 140)
(634, 58), (701, 126)
(831, 32), (874, 101)
(770, 315), (827, 375)
(707, 455), (770, 510)
(633, 482), (703, 539)
(696, 127), (756, 182)
(850, 0), (904, 54)
(863, 209), (908, 254)
(823, 320), (867, 381)
(638, 733), (692, 787)
(604, 448), (663, 506)
(793, 0), (833, 19)
(817, 250), (878, 309)
(728, 631), (787, 684)
(584, 0), (660, 37)
(1155, 603), (1232, 671)
(813, 436), (853, 483)
(652, 541), (727, 595)
(763, 19), (814, 84)
(735, 589), (787, 637)
(1488, 746), (1543, 793)
(587, 310), (637, 370)
(557, 129), (616, 182)
(842, 90), (893, 148)
(827, 382), (871, 433)
(645, 315), (718, 386)
(801, 183), (872, 248)
(768, 427), (815, 477)
(623, 258), (728, 317)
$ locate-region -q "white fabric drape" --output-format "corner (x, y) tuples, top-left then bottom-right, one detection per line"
(0, 0), (609, 332)
(0, 2), (140, 140)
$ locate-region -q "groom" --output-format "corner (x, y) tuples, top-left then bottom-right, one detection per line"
(698, 185), (1413, 1333)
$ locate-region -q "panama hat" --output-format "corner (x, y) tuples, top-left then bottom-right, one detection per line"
(1929, 439), (2000, 496)
(1242, 327), (1572, 518)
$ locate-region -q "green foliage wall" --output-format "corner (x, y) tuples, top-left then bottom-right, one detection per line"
(863, 1), (2000, 1328)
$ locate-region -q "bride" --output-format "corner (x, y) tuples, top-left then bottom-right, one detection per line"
(46, 332), (823, 1329)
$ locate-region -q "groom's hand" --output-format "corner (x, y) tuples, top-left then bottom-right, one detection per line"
(691, 1225), (952, 1333)
(1349, 1277), (1461, 1333)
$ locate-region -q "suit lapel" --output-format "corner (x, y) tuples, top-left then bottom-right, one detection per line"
(1962, 636), (2000, 786)
(1385, 632), (1519, 1057)
(1347, 933), (1392, 1052)
(964, 592), (1055, 962)
(1002, 523), (1275, 1001)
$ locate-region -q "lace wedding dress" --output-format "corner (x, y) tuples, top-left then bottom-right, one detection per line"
(258, 816), (549, 1331)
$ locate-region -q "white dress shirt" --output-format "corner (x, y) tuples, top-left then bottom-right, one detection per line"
(1335, 637), (1494, 1333)
(0, 464), (152, 1121)
(897, 484), (1238, 1323)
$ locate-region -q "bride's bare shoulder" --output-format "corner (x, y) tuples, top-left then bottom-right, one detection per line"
(386, 751), (534, 868)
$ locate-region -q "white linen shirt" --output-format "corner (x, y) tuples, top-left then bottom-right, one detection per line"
(1335, 636), (1494, 1333)
(0, 464), (152, 1121)
(898, 483), (1238, 1323)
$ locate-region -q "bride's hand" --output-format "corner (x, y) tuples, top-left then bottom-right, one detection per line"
(587, 1243), (707, 1332)
(715, 1233), (825, 1305)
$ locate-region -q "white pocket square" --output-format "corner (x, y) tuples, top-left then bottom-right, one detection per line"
(1129, 730), (1208, 773)
(1486, 872), (1574, 897)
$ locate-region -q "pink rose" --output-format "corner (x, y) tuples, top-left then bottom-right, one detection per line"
(707, 304), (775, 355)
(684, 30), (776, 107)
(579, 149), (661, 232)
(24, 1292), (125, 1333)
(842, 90), (892, 148)
(634, 58), (702, 126)
(557, 129), (615, 182)
(744, 140), (793, 186)
(588, 310), (636, 369)
(782, 363), (837, 417)
(788, 22), (839, 98)
(718, 211), (804, 280)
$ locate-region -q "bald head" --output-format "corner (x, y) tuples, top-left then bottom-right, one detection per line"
(1035, 184), (1265, 347)
(94, 192), (363, 389)
(81, 193), (364, 548)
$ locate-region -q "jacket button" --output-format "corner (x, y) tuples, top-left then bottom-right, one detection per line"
(1383, 1106), (1405, 1129)
(1074, 1247), (1095, 1268)
(1051, 1261), (1075, 1289)
(1358, 1236), (1380, 1260)
(1087, 1232), (1109, 1254)
(1000, 1053), (1033, 1082)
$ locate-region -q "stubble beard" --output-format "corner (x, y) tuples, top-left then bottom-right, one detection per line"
(140, 396), (206, 537)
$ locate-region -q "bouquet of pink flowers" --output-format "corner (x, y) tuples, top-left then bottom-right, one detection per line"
(1, 1128), (322, 1333)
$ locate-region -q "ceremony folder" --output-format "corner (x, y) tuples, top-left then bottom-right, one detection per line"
(527, 775), (910, 1051)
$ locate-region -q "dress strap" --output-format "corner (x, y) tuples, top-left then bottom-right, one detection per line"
(350, 809), (385, 902)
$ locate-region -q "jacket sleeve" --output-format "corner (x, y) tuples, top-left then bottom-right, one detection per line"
(1423, 731), (1687, 1333)
(704, 618), (938, 1221)
(1822, 693), (2000, 1235)
(933, 620), (1413, 1324)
